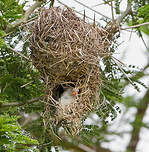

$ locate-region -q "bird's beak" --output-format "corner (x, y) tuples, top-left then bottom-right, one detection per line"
(72, 88), (78, 96)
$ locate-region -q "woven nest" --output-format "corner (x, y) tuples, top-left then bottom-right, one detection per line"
(29, 7), (113, 134)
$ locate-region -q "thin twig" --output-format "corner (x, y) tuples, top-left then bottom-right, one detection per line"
(128, 29), (133, 41)
(56, 0), (101, 24)
(121, 22), (149, 30)
(7, 45), (30, 61)
(140, 34), (149, 51)
(110, 0), (114, 22)
(20, 16), (38, 27)
(74, 9), (101, 24)
(111, 58), (135, 86)
(0, 96), (44, 108)
(89, 2), (105, 8)
(78, 144), (95, 152)
(20, 0), (51, 27)
(72, 0), (111, 20)
(15, 1), (43, 25)
(21, 81), (33, 88)
(6, 1), (44, 32)
(78, 2), (105, 13)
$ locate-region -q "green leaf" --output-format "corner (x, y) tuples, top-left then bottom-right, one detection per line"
(0, 114), (39, 151)
(0, 30), (6, 37)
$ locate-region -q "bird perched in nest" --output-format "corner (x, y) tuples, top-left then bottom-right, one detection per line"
(56, 87), (79, 124)
(59, 88), (78, 110)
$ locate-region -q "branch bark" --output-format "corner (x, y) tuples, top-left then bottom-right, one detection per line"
(116, 0), (131, 24)
(0, 96), (44, 109)
(95, 147), (111, 152)
(6, 0), (44, 32)
(127, 89), (149, 151)
(121, 22), (149, 30)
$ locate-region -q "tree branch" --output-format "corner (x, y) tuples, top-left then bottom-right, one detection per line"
(123, 63), (149, 87)
(110, 0), (114, 22)
(117, 1), (131, 24)
(127, 89), (149, 151)
(6, 1), (44, 32)
(0, 96), (44, 109)
(96, 146), (112, 152)
(7, 45), (30, 61)
(121, 22), (149, 30)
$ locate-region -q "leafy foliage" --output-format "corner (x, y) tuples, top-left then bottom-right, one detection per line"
(0, 1), (44, 151)
(79, 124), (107, 146)
(0, 0), (25, 30)
(0, 114), (39, 151)
(138, 4), (149, 35)
(0, 51), (44, 102)
(138, 4), (149, 22)
(123, 0), (149, 35)
(0, 0), (148, 151)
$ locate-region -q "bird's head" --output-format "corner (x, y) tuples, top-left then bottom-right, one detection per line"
(72, 88), (79, 96)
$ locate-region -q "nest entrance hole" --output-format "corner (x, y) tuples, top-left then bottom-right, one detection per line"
(52, 83), (80, 101)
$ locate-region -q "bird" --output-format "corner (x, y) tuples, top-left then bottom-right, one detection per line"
(56, 87), (79, 124)
(59, 87), (78, 110)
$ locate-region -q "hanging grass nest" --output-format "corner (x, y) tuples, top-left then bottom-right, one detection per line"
(29, 7), (116, 134)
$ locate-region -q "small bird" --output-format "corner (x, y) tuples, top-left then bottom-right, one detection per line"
(56, 87), (78, 124)
(59, 88), (78, 110)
